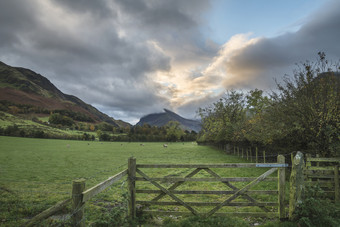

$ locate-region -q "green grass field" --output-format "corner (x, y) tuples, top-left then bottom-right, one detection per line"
(0, 136), (280, 226)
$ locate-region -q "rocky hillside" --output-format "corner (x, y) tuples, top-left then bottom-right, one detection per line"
(137, 109), (201, 132)
(0, 61), (130, 128)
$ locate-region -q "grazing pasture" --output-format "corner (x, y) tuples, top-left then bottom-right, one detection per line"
(0, 136), (277, 226)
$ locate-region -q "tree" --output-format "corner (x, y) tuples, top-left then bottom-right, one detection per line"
(197, 90), (246, 144)
(244, 89), (274, 146)
(165, 121), (184, 142)
(49, 113), (74, 126)
(270, 52), (340, 156)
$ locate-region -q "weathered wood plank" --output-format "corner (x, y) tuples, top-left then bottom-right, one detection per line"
(278, 155), (286, 219)
(305, 169), (334, 175)
(306, 166), (336, 171)
(305, 181), (334, 187)
(203, 168), (270, 212)
(136, 168), (198, 215)
(136, 189), (278, 195)
(289, 151), (305, 220)
(334, 165), (339, 202)
(82, 169), (127, 202)
(24, 198), (72, 227)
(128, 157), (136, 219)
(151, 168), (202, 201)
(136, 163), (280, 168)
(135, 177), (276, 182)
(305, 174), (335, 179)
(72, 179), (85, 227)
(142, 210), (278, 218)
(137, 201), (278, 206)
(307, 158), (340, 163)
(207, 167), (278, 217)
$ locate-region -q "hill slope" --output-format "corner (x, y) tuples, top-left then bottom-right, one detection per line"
(137, 109), (201, 132)
(0, 61), (130, 127)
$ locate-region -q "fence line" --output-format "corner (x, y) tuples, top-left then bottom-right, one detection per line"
(18, 151), (339, 226)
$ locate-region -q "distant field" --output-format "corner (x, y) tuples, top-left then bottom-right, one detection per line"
(0, 136), (278, 226)
(0, 111), (97, 138)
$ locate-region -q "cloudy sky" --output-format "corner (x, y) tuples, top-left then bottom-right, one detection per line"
(1, 0), (339, 124)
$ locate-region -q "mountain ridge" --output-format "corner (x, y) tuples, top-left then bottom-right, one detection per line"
(0, 61), (130, 128)
(137, 109), (201, 132)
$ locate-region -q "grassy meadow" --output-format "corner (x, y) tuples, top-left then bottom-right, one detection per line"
(0, 136), (280, 226)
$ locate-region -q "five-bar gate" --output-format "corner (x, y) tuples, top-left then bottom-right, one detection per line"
(128, 155), (287, 219)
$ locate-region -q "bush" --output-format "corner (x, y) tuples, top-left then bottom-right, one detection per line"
(294, 185), (340, 227)
(49, 113), (74, 126)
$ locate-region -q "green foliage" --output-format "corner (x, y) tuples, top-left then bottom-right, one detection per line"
(96, 122), (114, 132)
(49, 113), (74, 126)
(53, 109), (94, 122)
(270, 53), (340, 156)
(197, 90), (246, 144)
(127, 123), (197, 142)
(163, 215), (248, 227)
(197, 53), (340, 156)
(293, 185), (340, 227)
(166, 121), (184, 142)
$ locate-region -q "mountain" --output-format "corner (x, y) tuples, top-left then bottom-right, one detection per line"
(137, 109), (201, 132)
(0, 61), (130, 128)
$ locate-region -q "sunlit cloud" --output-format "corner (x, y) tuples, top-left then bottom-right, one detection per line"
(1, 0), (339, 123)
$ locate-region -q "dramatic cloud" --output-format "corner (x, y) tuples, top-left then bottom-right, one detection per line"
(0, 0), (339, 123)
(212, 0), (340, 90)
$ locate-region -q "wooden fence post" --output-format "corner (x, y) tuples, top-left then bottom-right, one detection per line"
(278, 155), (286, 219)
(250, 148), (253, 162)
(128, 157), (136, 219)
(72, 179), (85, 227)
(291, 153), (294, 166)
(263, 150), (266, 163)
(256, 147), (258, 163)
(246, 148), (249, 161)
(289, 151), (304, 220)
(334, 165), (339, 202)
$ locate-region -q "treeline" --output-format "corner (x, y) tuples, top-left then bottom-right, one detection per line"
(197, 53), (339, 157)
(0, 124), (80, 140)
(99, 121), (198, 142)
(0, 118), (197, 142)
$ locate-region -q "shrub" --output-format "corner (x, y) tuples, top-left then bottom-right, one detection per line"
(294, 185), (340, 227)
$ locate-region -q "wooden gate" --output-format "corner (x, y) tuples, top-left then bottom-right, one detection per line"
(128, 155), (287, 219)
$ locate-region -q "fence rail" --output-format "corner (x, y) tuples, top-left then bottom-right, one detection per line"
(289, 152), (339, 220)
(23, 169), (128, 227)
(305, 155), (339, 202)
(131, 156), (286, 219)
